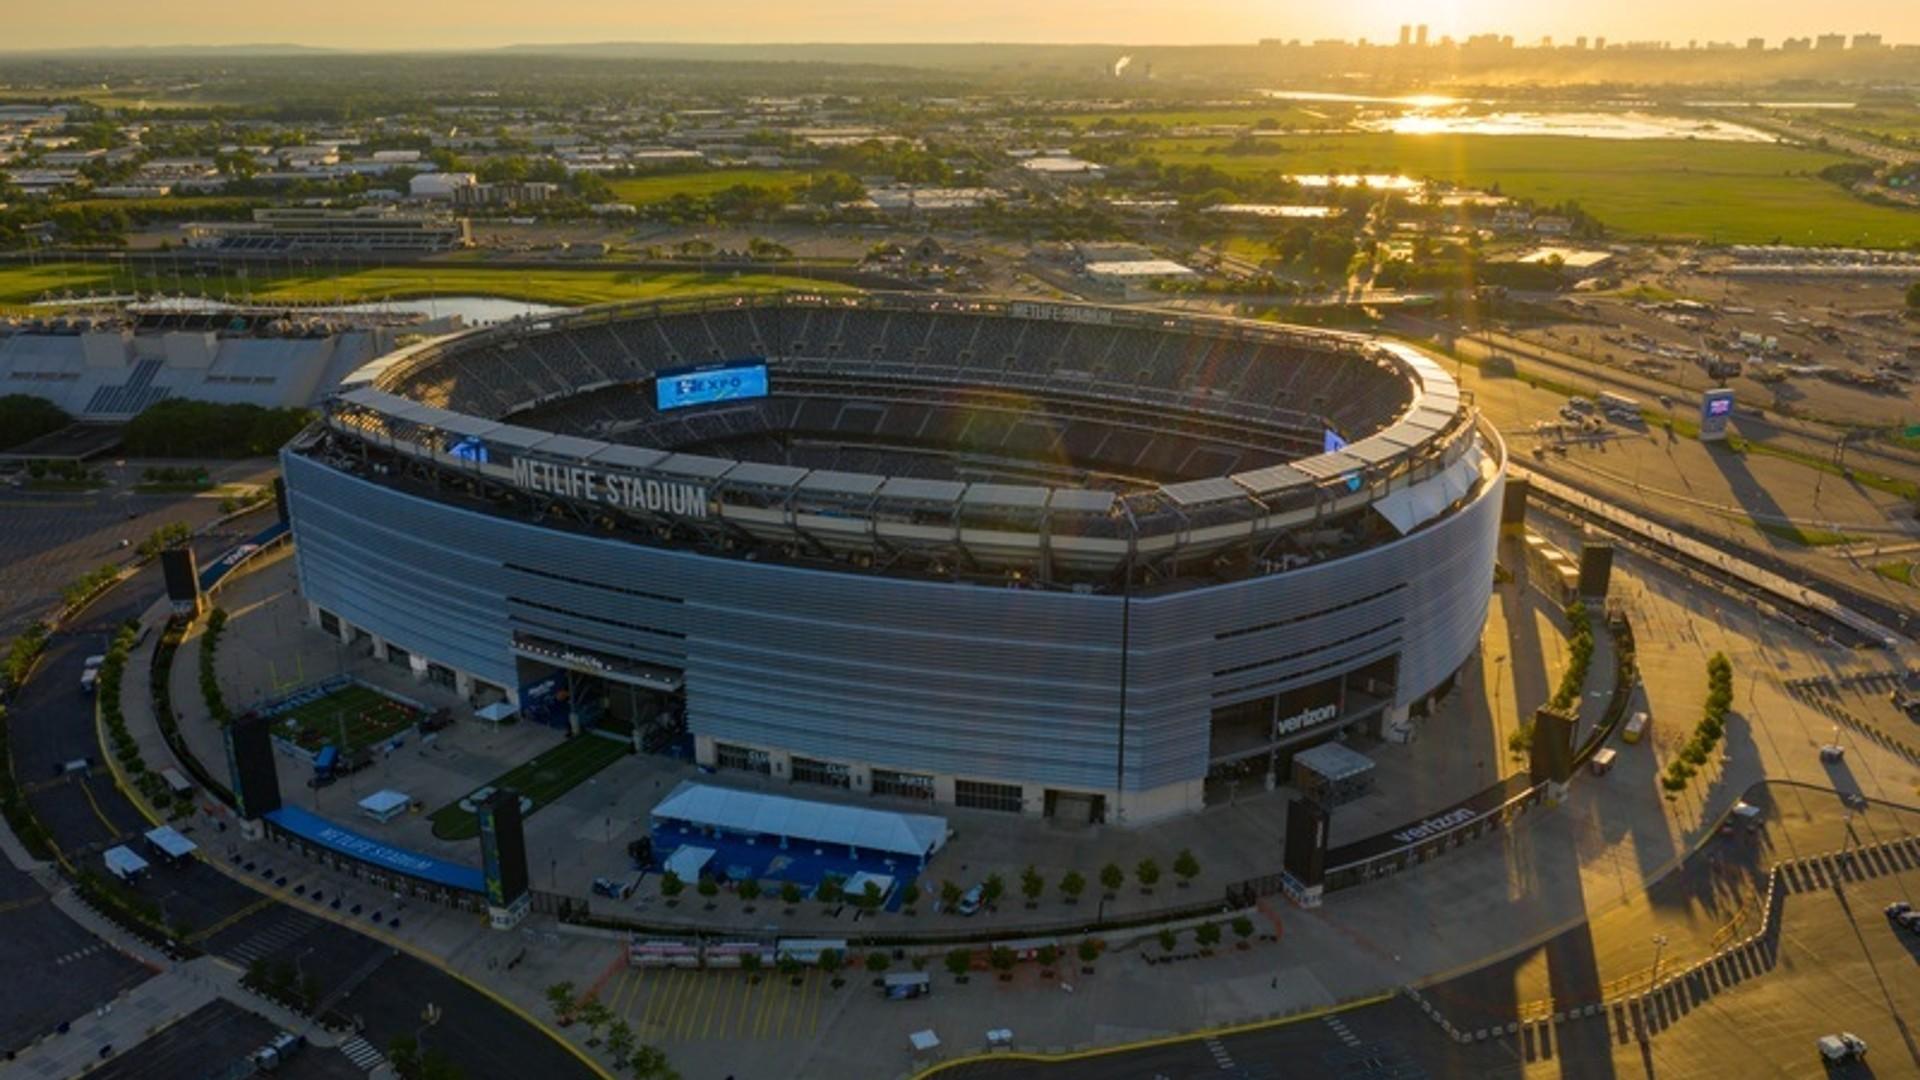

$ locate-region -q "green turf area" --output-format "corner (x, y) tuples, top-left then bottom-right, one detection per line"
(429, 734), (630, 840)
(1752, 520), (1866, 548)
(1133, 133), (1920, 247)
(1873, 561), (1915, 586)
(1820, 106), (1920, 145)
(606, 168), (815, 204)
(0, 262), (856, 312)
(272, 683), (421, 755)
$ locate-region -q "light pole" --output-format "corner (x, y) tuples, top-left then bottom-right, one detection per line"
(1649, 934), (1668, 993)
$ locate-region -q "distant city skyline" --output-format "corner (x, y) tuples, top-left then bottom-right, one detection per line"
(4, 1), (1919, 52)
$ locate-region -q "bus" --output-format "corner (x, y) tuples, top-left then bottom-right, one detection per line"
(1597, 391), (1641, 420)
(1623, 711), (1650, 744)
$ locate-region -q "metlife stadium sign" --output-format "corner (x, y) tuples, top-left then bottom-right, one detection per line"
(510, 457), (709, 519)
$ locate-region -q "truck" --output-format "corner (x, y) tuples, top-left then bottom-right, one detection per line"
(1623, 712), (1649, 744)
(1817, 1033), (1866, 1064)
(310, 745), (372, 786)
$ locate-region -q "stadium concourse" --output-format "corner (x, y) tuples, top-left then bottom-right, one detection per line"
(284, 293), (1506, 827)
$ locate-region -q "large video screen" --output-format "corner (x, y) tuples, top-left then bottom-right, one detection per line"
(655, 360), (770, 411)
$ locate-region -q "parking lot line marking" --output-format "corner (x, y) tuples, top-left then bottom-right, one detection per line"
(806, 966), (824, 1034)
(637, 967), (671, 1035)
(706, 968), (733, 1037)
(671, 968), (706, 1040)
(709, 973), (742, 1040)
(753, 968), (781, 1039)
(187, 895), (275, 943)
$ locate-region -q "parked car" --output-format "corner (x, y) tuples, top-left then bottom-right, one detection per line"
(1819, 744), (1846, 763)
(1816, 1032), (1866, 1064)
(1886, 900), (1911, 920)
(954, 884), (985, 917)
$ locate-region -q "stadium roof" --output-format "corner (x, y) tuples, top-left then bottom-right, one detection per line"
(652, 781), (947, 861)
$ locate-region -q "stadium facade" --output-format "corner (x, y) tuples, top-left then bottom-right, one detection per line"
(284, 293), (1503, 823)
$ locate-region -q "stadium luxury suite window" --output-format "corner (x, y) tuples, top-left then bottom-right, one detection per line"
(955, 779), (1023, 813)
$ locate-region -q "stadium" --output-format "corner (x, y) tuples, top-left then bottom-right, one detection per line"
(283, 292), (1504, 824)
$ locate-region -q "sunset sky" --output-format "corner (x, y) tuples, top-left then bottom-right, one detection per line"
(5, 0), (1917, 51)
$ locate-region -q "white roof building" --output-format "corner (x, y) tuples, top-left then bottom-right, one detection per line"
(651, 782), (948, 863)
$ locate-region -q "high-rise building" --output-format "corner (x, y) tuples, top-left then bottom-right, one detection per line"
(1815, 33), (1847, 50)
(1852, 33), (1883, 50)
(1575, 36), (1588, 50)
(1415, 24), (1428, 47)
(1399, 24), (1411, 47)
(1594, 36), (1607, 50)
(1747, 37), (1766, 51)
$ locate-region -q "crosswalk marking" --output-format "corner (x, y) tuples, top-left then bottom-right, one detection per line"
(54, 943), (107, 966)
(1323, 1016), (1363, 1047)
(1204, 1037), (1235, 1069)
(338, 1035), (388, 1072)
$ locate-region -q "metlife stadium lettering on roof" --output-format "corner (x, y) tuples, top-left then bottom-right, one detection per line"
(510, 457), (709, 519)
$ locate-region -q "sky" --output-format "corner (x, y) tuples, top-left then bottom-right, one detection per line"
(4, 0), (1918, 51)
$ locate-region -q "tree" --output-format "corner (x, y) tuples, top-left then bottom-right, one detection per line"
(545, 981), (577, 1022)
(945, 948), (972, 980)
(781, 881), (802, 909)
(1231, 916), (1255, 946)
(605, 1019), (635, 1068)
(737, 878), (761, 905)
(989, 946), (1016, 978)
(859, 880), (884, 911)
(1020, 865), (1045, 907)
(659, 871), (684, 903)
(578, 997), (613, 1043)
(1136, 858), (1162, 893)
(1099, 862), (1124, 898)
(1059, 869), (1086, 904)
(818, 948), (843, 979)
(741, 953), (763, 980)
(1077, 939), (1100, 967)
(901, 882), (921, 911)
(817, 874), (844, 904)
(1036, 944), (1059, 970)
(1195, 922), (1222, 951)
(1158, 928), (1177, 953)
(1907, 280), (1920, 311)
(982, 873), (1005, 909)
(867, 950), (891, 974)
(1173, 849), (1200, 888)
(940, 879), (963, 910)
(627, 1044), (675, 1079)
(697, 877), (719, 907)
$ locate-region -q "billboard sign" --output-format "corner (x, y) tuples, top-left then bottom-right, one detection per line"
(655, 359), (769, 411)
(1699, 388), (1734, 442)
(1323, 428), (1362, 492)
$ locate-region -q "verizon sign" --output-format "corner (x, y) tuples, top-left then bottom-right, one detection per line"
(1273, 702), (1339, 739)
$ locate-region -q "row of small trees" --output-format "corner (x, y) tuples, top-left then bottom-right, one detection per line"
(1664, 652), (1733, 793)
(544, 982), (676, 1079)
(1511, 599), (1595, 757)
(657, 850), (1206, 920)
(200, 607), (231, 724)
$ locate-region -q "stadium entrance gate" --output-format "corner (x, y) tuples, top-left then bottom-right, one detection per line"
(511, 633), (687, 753)
(1202, 658), (1397, 806)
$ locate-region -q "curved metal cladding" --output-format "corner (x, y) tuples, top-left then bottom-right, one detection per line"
(284, 443), (1502, 800)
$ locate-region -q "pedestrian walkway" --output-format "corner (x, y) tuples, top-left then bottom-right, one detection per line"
(338, 1034), (389, 1071)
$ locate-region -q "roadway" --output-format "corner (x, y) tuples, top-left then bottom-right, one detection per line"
(0, 535), (594, 1077)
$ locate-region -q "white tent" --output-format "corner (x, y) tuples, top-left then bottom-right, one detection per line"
(476, 702), (516, 724)
(908, 1030), (941, 1052)
(651, 782), (948, 862)
(843, 871), (895, 903)
(144, 824), (198, 861)
(104, 845), (149, 882)
(358, 789), (411, 823)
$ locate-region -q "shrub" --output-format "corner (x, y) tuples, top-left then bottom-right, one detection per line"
(1136, 858), (1162, 892)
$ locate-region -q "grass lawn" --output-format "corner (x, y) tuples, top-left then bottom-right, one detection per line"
(1873, 561), (1915, 586)
(607, 168), (815, 204)
(64, 196), (264, 217)
(1752, 520), (1866, 548)
(271, 683), (421, 755)
(0, 262), (856, 312)
(1134, 133), (1920, 247)
(429, 733), (630, 841)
